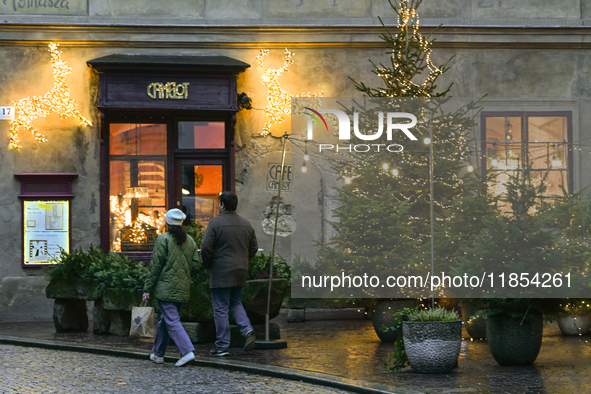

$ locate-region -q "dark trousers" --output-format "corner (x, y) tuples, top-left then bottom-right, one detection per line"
(211, 287), (254, 350)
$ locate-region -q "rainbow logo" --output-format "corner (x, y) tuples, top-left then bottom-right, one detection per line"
(303, 107), (329, 138)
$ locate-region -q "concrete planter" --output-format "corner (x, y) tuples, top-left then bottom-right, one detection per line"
(372, 299), (418, 342)
(557, 314), (591, 336)
(241, 279), (289, 324)
(100, 288), (155, 311)
(46, 279), (98, 332)
(403, 320), (462, 374)
(486, 313), (543, 366)
(461, 300), (488, 340)
(45, 279), (98, 301)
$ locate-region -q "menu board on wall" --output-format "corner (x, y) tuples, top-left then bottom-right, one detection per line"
(23, 200), (69, 265)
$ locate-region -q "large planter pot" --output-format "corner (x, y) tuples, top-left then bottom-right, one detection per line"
(461, 300), (488, 339)
(372, 299), (418, 342)
(486, 313), (543, 366)
(46, 279), (98, 301)
(181, 282), (214, 322)
(557, 314), (591, 336)
(403, 320), (462, 374)
(241, 279), (289, 325)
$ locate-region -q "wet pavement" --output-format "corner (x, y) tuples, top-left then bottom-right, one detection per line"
(1, 312), (591, 393)
(0, 344), (354, 393)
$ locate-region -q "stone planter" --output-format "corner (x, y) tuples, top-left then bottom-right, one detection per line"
(402, 320), (462, 374)
(46, 279), (98, 301)
(46, 279), (98, 332)
(180, 282), (214, 322)
(557, 314), (591, 336)
(372, 299), (418, 342)
(241, 279), (289, 324)
(486, 313), (543, 366)
(461, 300), (488, 339)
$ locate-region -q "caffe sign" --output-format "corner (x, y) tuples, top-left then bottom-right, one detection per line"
(147, 82), (190, 100)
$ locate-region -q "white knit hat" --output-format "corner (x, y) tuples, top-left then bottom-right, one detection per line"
(165, 208), (186, 226)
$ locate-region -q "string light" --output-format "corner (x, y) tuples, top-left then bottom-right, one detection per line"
(257, 49), (327, 137)
(9, 42), (92, 149)
(301, 161), (307, 173)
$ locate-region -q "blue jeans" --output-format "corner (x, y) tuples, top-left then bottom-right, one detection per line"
(211, 287), (254, 350)
(152, 300), (195, 357)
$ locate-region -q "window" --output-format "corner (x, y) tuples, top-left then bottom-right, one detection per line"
(482, 112), (572, 199)
(109, 124), (168, 252)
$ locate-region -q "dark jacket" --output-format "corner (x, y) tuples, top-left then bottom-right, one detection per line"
(200, 210), (258, 288)
(143, 232), (200, 303)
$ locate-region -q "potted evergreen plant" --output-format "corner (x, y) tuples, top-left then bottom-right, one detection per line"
(384, 306), (461, 374)
(452, 167), (564, 365)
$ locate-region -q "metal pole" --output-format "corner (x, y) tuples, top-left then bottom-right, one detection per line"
(430, 115), (435, 309)
(263, 132), (288, 344)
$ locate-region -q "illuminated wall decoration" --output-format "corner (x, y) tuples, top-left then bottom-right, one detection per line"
(9, 42), (92, 149)
(257, 48), (329, 137)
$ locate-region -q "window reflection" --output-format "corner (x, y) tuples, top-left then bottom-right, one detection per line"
(178, 122), (225, 149)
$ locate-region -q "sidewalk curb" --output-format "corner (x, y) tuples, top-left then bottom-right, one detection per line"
(0, 335), (423, 394)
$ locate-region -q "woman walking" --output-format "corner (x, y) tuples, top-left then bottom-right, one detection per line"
(142, 208), (199, 367)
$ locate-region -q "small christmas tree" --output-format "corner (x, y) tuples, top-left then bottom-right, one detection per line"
(453, 167), (565, 298)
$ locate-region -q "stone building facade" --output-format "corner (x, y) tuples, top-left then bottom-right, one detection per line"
(1, 0), (591, 321)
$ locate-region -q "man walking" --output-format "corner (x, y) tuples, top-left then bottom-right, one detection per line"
(200, 191), (259, 356)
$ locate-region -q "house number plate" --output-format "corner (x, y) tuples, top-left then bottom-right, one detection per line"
(0, 106), (15, 120)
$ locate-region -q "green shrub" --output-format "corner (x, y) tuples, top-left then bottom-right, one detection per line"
(44, 245), (148, 298)
(248, 252), (291, 281)
(408, 306), (459, 322)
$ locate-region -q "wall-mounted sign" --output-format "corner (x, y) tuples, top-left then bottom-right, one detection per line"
(15, 173), (77, 267)
(267, 163), (292, 192)
(0, 0), (87, 16)
(0, 106), (14, 120)
(23, 200), (69, 265)
(147, 82), (190, 100)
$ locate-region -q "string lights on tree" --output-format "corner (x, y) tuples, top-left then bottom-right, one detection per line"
(9, 42), (92, 149)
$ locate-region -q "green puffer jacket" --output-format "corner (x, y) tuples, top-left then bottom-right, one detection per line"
(143, 232), (200, 303)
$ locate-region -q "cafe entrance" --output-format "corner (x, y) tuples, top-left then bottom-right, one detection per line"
(88, 55), (249, 261)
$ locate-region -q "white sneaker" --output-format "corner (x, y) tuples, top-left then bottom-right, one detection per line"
(150, 353), (164, 364)
(175, 351), (195, 367)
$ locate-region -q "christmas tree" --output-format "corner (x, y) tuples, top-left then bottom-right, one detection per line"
(316, 0), (481, 298)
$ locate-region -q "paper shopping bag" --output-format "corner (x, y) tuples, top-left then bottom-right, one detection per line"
(130, 302), (155, 338)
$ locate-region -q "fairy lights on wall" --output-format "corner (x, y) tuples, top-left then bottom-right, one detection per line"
(9, 42), (92, 149)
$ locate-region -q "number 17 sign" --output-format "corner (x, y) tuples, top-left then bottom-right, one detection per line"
(0, 106), (15, 120)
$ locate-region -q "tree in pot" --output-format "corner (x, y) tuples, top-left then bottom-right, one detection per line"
(313, 0), (480, 341)
(384, 306), (461, 374)
(452, 168), (564, 365)
(480, 299), (552, 366)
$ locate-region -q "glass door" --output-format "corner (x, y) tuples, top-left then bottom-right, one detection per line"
(180, 161), (224, 228)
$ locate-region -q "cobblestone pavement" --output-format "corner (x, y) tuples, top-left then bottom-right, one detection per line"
(0, 344), (354, 394)
(2, 316), (591, 393)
